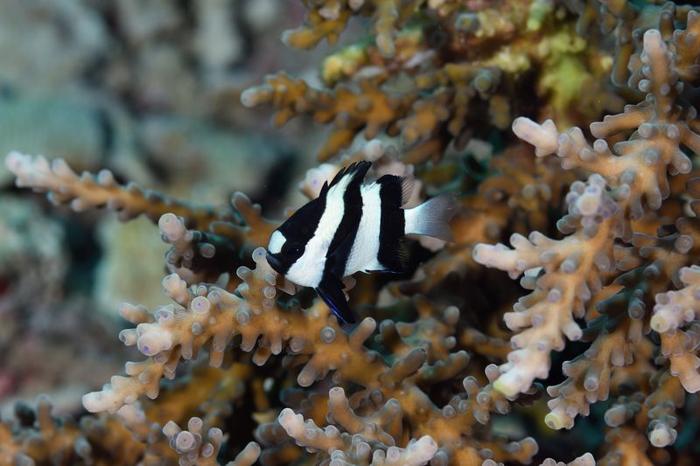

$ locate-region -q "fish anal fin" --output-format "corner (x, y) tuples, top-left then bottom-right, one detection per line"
(316, 274), (356, 324)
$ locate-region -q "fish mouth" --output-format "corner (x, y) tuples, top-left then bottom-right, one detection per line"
(266, 252), (283, 274)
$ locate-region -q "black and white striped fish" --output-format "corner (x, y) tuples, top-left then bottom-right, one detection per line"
(266, 161), (455, 324)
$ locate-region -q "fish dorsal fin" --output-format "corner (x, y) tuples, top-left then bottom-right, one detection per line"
(316, 273), (356, 324)
(376, 174), (407, 208)
(319, 180), (330, 197)
(400, 176), (415, 207)
(329, 161), (372, 188)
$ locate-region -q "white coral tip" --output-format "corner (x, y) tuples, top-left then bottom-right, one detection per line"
(512, 117), (558, 156)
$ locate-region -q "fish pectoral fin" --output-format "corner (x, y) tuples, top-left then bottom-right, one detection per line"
(376, 237), (409, 274)
(316, 274), (356, 324)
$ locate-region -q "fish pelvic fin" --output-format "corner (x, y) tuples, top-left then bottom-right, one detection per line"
(316, 273), (356, 324)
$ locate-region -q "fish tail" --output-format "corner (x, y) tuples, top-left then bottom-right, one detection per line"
(404, 193), (457, 242)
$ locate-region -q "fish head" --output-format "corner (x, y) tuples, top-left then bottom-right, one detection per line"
(266, 200), (320, 276)
(266, 229), (303, 276)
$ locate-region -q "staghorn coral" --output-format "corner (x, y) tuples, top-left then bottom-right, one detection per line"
(652, 265), (700, 392)
(0, 396), (165, 466)
(7, 0), (700, 465)
(275, 388), (438, 466)
(6, 151), (221, 228)
(80, 236), (538, 464)
(5, 151), (277, 287)
(472, 9), (700, 462)
(0, 359), (263, 466)
(484, 453), (595, 466)
(473, 172), (625, 398)
(242, 0), (620, 162)
(5, 147), (554, 464)
(479, 25), (700, 396)
(162, 416), (260, 466)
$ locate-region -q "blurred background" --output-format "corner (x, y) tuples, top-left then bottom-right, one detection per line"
(0, 0), (333, 415)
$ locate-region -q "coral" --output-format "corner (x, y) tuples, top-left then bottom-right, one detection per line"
(471, 8), (700, 461)
(6, 151), (220, 228)
(162, 417), (260, 466)
(652, 265), (700, 392)
(4, 144), (551, 463)
(0, 360), (262, 466)
(478, 25), (700, 396)
(484, 453), (595, 466)
(5, 151), (276, 283)
(275, 389), (438, 465)
(80, 236), (537, 464)
(0, 194), (124, 410)
(0, 396), (160, 466)
(6, 1), (700, 466)
(242, 0), (620, 162)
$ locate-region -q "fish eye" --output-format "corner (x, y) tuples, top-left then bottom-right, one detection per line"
(285, 242), (303, 255)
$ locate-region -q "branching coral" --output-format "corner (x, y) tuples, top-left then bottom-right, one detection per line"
(5, 151), (277, 287)
(475, 24), (700, 392)
(474, 172), (624, 397)
(5, 143), (559, 464)
(0, 396), (164, 466)
(6, 151), (220, 228)
(7, 1), (700, 465)
(80, 236), (539, 464)
(484, 453), (595, 466)
(652, 265), (700, 392)
(162, 417), (260, 466)
(472, 10), (700, 460)
(276, 388), (438, 466)
(242, 0), (619, 162)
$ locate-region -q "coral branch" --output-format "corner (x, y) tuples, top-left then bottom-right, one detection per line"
(653, 266), (700, 392)
(163, 417), (260, 466)
(512, 30), (700, 218)
(474, 175), (624, 397)
(6, 152), (221, 229)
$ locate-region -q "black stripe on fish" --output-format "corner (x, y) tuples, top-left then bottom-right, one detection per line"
(274, 186), (328, 274)
(377, 174), (407, 273)
(328, 161), (370, 188)
(325, 162), (370, 278)
(317, 161), (370, 324)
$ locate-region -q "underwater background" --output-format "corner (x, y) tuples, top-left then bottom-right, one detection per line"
(1, 0), (700, 465)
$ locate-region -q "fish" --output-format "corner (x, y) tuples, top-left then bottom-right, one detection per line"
(266, 161), (456, 324)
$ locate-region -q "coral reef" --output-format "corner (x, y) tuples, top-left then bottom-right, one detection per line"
(4, 1), (700, 466)
(0, 193), (124, 411)
(242, 0), (621, 162)
(471, 5), (700, 464)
